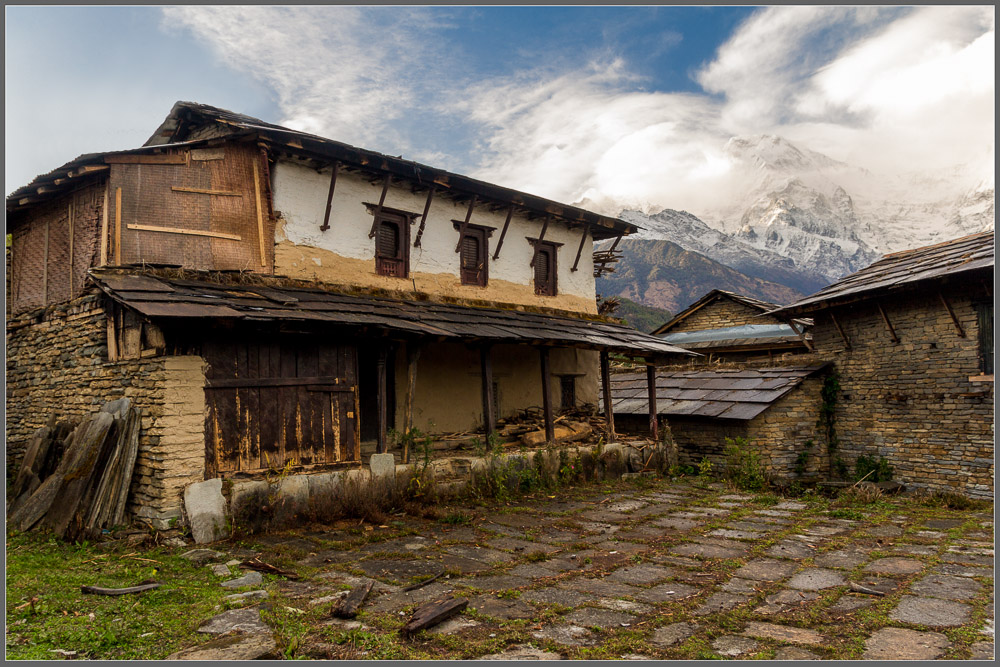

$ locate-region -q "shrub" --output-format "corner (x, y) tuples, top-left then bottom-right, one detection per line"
(723, 436), (767, 492)
(854, 454), (893, 483)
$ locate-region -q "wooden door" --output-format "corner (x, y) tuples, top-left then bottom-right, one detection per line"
(203, 336), (359, 476)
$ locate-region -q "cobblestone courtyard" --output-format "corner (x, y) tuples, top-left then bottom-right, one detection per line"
(171, 477), (994, 660)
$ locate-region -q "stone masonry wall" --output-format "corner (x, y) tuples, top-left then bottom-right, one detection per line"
(811, 282), (993, 498)
(6, 292), (208, 526)
(667, 298), (777, 333)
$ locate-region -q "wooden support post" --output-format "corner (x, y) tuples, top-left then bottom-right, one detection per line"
(114, 187), (122, 265)
(786, 319), (814, 352)
(480, 345), (496, 440)
(646, 361), (658, 442)
(492, 204), (514, 260)
(938, 291), (966, 337)
(829, 310), (851, 350)
(600, 350), (616, 441)
(539, 347), (554, 443)
(529, 217), (550, 268)
(570, 225), (588, 272)
(42, 219), (49, 305)
(376, 345), (389, 455)
(319, 161), (339, 232)
(876, 301), (899, 343)
(68, 203), (74, 295)
(252, 159), (267, 266)
(413, 185), (435, 247)
(368, 174), (393, 238)
(454, 195), (478, 252)
(403, 342), (421, 464)
(100, 185), (109, 266)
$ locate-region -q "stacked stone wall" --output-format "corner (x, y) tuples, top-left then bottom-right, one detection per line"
(6, 292), (208, 526)
(668, 298), (777, 333)
(811, 282), (993, 498)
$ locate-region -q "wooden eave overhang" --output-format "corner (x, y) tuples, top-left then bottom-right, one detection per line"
(89, 269), (695, 361)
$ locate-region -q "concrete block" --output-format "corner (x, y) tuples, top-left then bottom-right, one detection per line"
(275, 475), (310, 521)
(370, 453), (396, 484)
(184, 479), (229, 544)
(308, 472), (340, 502)
(231, 480), (269, 517)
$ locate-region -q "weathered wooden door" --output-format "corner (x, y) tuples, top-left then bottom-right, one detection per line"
(203, 337), (359, 476)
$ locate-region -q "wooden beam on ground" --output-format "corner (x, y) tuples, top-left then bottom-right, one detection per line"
(368, 174), (393, 239)
(601, 350), (616, 441)
(480, 344), (496, 440)
(529, 217), (550, 268)
(401, 597), (468, 638)
(114, 187), (122, 265)
(492, 204), (515, 260)
(454, 195), (478, 252)
(539, 347), (554, 443)
(570, 225), (588, 272)
(100, 185), (110, 266)
(414, 185), (435, 247)
(876, 301), (899, 343)
(376, 345), (389, 455)
(646, 362), (658, 442)
(829, 310), (851, 350)
(252, 158), (267, 266)
(403, 342), (422, 464)
(938, 291), (966, 337)
(126, 224), (242, 241)
(332, 580), (373, 618)
(320, 161), (339, 232)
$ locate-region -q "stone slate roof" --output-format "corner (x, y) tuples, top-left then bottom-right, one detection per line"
(772, 231), (994, 315)
(605, 363), (830, 420)
(89, 270), (695, 359)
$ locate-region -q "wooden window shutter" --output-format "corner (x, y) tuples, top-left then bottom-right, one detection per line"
(377, 220), (399, 258)
(375, 214), (408, 278)
(460, 231), (486, 286)
(534, 245), (556, 296)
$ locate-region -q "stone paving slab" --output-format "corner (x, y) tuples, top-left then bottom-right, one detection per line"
(693, 592), (751, 616)
(531, 624), (596, 647)
(650, 621), (699, 647)
(734, 559), (799, 582)
(766, 540), (816, 560)
(826, 595), (873, 615)
(862, 627), (950, 660)
(359, 559), (443, 582)
(467, 595), (536, 620)
(773, 646), (821, 660)
(931, 562), (994, 579)
(522, 587), (596, 608)
(722, 577), (765, 594)
(942, 552), (994, 566)
(460, 575), (532, 592)
(485, 537), (561, 555)
(753, 589), (819, 616)
(890, 596), (972, 627)
(910, 574), (982, 601)
(652, 517), (700, 531)
(970, 641), (994, 660)
(787, 568), (847, 591)
(743, 621), (826, 646)
(559, 578), (638, 598)
(564, 608), (636, 628)
(605, 563), (675, 585)
(813, 548), (869, 569)
(671, 542), (744, 560)
(479, 645), (563, 660)
(629, 582), (700, 603)
(712, 635), (760, 657)
(864, 557), (925, 575)
(198, 607), (271, 635)
(708, 528), (766, 540)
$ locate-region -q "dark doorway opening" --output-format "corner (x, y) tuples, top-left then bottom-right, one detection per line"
(358, 343), (396, 443)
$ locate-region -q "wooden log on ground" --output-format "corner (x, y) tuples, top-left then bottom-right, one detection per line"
(332, 580), (374, 618)
(81, 581), (162, 596)
(401, 597), (468, 638)
(240, 558), (300, 580)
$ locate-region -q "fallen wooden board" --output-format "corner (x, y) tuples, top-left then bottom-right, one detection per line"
(401, 597), (468, 638)
(81, 581), (162, 596)
(240, 558), (300, 580)
(332, 580), (374, 619)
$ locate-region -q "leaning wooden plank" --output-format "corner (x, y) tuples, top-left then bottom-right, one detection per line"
(9, 427), (53, 500)
(400, 597), (468, 638)
(109, 408), (142, 528)
(8, 474), (66, 532)
(81, 581), (162, 596)
(69, 412), (124, 541)
(332, 580), (374, 619)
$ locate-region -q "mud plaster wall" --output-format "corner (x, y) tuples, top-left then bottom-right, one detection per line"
(390, 342), (600, 434)
(5, 292), (207, 526)
(271, 161), (597, 314)
(811, 283), (994, 498)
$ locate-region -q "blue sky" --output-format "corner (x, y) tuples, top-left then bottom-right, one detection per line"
(5, 6), (994, 213)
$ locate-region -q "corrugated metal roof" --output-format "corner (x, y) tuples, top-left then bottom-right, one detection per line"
(772, 231), (994, 315)
(604, 363), (830, 421)
(90, 269), (696, 358)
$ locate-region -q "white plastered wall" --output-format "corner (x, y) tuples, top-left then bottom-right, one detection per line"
(271, 161), (598, 314)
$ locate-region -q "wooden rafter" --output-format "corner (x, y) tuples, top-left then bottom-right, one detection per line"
(319, 161), (339, 232)
(876, 301), (899, 343)
(413, 184), (435, 247)
(492, 204), (515, 260)
(570, 225), (588, 272)
(786, 319), (814, 352)
(368, 174), (393, 239)
(454, 195), (478, 252)
(938, 291), (966, 337)
(829, 310), (851, 349)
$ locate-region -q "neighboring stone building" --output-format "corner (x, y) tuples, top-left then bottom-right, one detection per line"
(772, 231), (994, 498)
(6, 102), (689, 527)
(608, 364), (831, 481)
(652, 290), (813, 365)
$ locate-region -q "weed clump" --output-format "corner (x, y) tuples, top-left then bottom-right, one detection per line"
(723, 436), (767, 492)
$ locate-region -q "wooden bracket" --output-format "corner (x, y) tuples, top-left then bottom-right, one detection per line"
(368, 174), (393, 239)
(876, 301), (899, 343)
(829, 310), (851, 350)
(492, 204), (515, 260)
(938, 291), (966, 337)
(320, 161), (339, 232)
(786, 319), (814, 352)
(529, 217), (550, 268)
(454, 195), (478, 252)
(414, 184), (435, 248)
(570, 225), (588, 272)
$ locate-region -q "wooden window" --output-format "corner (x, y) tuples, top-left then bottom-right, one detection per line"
(460, 228), (488, 286)
(976, 302), (993, 375)
(560, 376), (576, 410)
(533, 242), (557, 296)
(374, 210), (409, 278)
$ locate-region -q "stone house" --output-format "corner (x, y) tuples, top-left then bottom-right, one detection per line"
(771, 231), (994, 498)
(6, 102), (689, 527)
(652, 289), (813, 365)
(608, 363), (832, 481)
